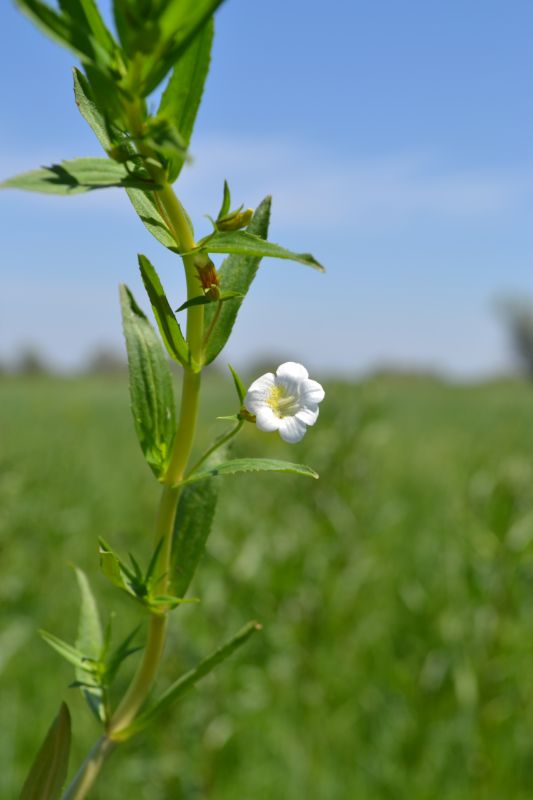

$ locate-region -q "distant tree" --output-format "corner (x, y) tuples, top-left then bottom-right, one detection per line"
(498, 297), (533, 378)
(14, 347), (48, 375)
(84, 347), (127, 375)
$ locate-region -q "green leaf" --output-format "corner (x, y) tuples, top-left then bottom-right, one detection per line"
(117, 621), (261, 740)
(105, 625), (143, 685)
(228, 364), (246, 404)
(195, 230), (325, 271)
(19, 703), (71, 800)
(175, 291), (242, 313)
(138, 255), (189, 366)
(127, 188), (177, 249)
(120, 285), (176, 478)
(40, 630), (90, 672)
(73, 69), (177, 250)
(141, 0), (224, 96)
(203, 196), (270, 364)
(182, 458), (319, 486)
(218, 179), (231, 220)
(157, 17), (213, 181)
(15, 0), (114, 73)
(58, 0), (117, 54)
(171, 476), (218, 597)
(75, 568), (105, 722)
(73, 68), (113, 149)
(1, 158), (159, 195)
(98, 539), (133, 595)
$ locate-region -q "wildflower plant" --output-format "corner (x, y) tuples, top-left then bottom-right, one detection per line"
(3, 1), (325, 797)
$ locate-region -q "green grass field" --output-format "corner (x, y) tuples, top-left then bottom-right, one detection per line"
(3, 373), (533, 799)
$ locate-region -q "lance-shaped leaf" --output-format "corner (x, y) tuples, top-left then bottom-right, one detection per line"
(120, 285), (176, 478)
(116, 621), (261, 740)
(182, 457), (319, 486)
(157, 18), (213, 181)
(73, 69), (177, 249)
(195, 230), (324, 271)
(58, 0), (117, 54)
(19, 703), (71, 800)
(138, 255), (189, 366)
(171, 476), (218, 597)
(175, 291), (241, 313)
(1, 158), (159, 195)
(141, 0), (224, 96)
(203, 196), (271, 364)
(15, 0), (114, 73)
(75, 568), (105, 722)
(228, 364), (246, 404)
(40, 630), (91, 672)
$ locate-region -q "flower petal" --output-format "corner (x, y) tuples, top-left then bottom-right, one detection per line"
(278, 416), (307, 443)
(276, 362), (309, 382)
(255, 406), (280, 433)
(244, 372), (275, 413)
(295, 405), (319, 426)
(300, 379), (325, 405)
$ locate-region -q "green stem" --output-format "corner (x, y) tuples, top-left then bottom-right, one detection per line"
(62, 737), (115, 800)
(62, 183), (204, 799)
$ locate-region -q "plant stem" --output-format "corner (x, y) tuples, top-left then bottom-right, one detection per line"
(62, 183), (204, 799)
(62, 737), (115, 800)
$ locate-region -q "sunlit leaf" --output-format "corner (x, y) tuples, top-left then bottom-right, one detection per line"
(138, 254), (189, 366)
(203, 196), (271, 364)
(1, 158), (158, 195)
(120, 284), (176, 478)
(157, 18), (213, 181)
(182, 458), (319, 486)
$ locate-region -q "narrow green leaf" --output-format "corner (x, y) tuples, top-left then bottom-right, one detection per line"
(120, 284), (176, 478)
(19, 703), (71, 800)
(15, 0), (113, 72)
(58, 0), (117, 54)
(75, 568), (103, 659)
(106, 625), (143, 685)
(202, 197), (271, 364)
(98, 539), (133, 594)
(182, 458), (319, 486)
(1, 158), (158, 195)
(40, 630), (89, 672)
(73, 69), (177, 250)
(127, 188), (177, 249)
(73, 67), (113, 149)
(138, 255), (189, 366)
(157, 18), (214, 181)
(171, 476), (218, 597)
(118, 621), (261, 739)
(141, 0), (224, 96)
(195, 230), (324, 271)
(228, 364), (246, 404)
(175, 291), (241, 313)
(75, 568), (105, 722)
(218, 179), (231, 220)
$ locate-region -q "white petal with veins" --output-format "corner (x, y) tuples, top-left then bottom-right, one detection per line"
(278, 416), (307, 443)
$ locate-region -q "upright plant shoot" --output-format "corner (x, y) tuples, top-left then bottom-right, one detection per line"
(4, 2), (326, 797)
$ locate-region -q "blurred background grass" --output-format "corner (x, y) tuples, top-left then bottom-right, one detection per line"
(3, 371), (533, 798)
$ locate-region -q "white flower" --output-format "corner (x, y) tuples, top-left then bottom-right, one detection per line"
(244, 362), (325, 444)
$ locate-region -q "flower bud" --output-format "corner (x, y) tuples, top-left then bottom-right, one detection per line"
(194, 253), (220, 300)
(216, 208), (253, 232)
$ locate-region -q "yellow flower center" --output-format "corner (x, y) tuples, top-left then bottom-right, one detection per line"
(268, 385), (299, 418)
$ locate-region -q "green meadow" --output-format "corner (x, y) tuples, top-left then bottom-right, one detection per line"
(2, 373), (533, 798)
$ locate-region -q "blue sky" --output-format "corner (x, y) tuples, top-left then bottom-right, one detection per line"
(1, 0), (533, 376)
